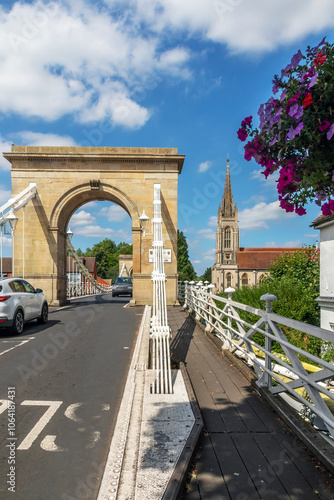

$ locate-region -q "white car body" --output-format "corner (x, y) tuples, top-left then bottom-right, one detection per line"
(0, 277), (48, 334)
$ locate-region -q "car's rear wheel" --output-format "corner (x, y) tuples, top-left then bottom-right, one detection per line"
(11, 310), (24, 335)
(37, 303), (48, 324)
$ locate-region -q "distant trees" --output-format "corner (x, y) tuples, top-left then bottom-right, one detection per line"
(201, 266), (212, 283)
(177, 230), (196, 281)
(76, 239), (133, 282)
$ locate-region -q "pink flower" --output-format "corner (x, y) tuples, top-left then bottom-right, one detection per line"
(279, 197), (294, 213)
(237, 128), (248, 141)
(295, 206), (306, 216)
(241, 116), (253, 127)
(318, 120), (330, 132)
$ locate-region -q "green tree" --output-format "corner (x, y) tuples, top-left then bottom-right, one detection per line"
(219, 246), (322, 360)
(177, 230), (196, 281)
(201, 266), (212, 283)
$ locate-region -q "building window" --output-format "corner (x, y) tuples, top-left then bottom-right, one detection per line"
(224, 228), (231, 249)
(226, 273), (232, 287)
(258, 274), (265, 283)
(225, 254), (231, 260)
(241, 273), (249, 287)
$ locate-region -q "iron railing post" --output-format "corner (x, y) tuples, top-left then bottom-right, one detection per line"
(258, 292), (277, 389)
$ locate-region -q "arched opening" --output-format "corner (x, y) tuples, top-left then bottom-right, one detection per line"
(66, 199), (133, 298)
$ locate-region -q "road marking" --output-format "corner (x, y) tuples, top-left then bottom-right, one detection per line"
(40, 435), (67, 452)
(17, 401), (63, 450)
(86, 430), (101, 449)
(64, 402), (83, 422)
(102, 404), (110, 411)
(124, 347), (129, 349)
(0, 338), (33, 357)
(0, 400), (9, 414)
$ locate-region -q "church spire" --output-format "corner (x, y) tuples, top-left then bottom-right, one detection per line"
(221, 157), (235, 217)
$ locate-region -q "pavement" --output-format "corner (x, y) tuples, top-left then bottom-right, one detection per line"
(96, 304), (334, 500)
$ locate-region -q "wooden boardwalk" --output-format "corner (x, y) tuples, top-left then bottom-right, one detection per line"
(168, 307), (334, 500)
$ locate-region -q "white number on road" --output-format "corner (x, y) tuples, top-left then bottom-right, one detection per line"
(17, 401), (63, 450)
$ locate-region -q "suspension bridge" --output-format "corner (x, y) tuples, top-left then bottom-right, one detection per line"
(0, 146), (334, 499)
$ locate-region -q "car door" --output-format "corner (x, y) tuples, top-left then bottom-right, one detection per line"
(21, 280), (41, 318)
(8, 279), (32, 318)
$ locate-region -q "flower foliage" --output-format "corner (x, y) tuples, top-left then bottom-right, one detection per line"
(238, 38), (334, 216)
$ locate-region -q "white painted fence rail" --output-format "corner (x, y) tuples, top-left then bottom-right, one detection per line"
(180, 281), (334, 437)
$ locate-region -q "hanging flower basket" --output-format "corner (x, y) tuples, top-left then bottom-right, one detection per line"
(238, 38), (334, 216)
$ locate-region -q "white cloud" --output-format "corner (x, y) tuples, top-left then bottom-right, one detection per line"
(239, 201), (296, 231)
(0, 185), (12, 206)
(0, 1), (192, 128)
(70, 210), (96, 227)
(122, 0), (334, 54)
(73, 225), (115, 237)
(208, 215), (217, 227)
(304, 233), (318, 239)
(188, 239), (200, 249)
(12, 131), (77, 147)
(0, 138), (12, 171)
(100, 205), (130, 222)
(250, 169), (279, 190)
(264, 240), (302, 247)
(0, 0), (332, 129)
(196, 228), (216, 239)
(202, 248), (215, 261)
(198, 160), (212, 173)
(1, 236), (12, 248)
(193, 260), (201, 264)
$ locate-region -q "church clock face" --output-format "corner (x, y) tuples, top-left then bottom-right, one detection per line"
(225, 254), (231, 260)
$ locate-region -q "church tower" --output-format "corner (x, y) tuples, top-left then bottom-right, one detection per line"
(212, 158), (239, 290)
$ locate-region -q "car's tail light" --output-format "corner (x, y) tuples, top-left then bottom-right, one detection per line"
(0, 296), (11, 302)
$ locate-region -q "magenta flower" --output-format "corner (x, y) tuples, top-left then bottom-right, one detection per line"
(318, 120), (330, 132)
(295, 206), (307, 216)
(237, 128), (248, 141)
(321, 201), (334, 216)
(241, 116), (253, 127)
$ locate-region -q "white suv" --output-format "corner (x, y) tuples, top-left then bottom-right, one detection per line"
(0, 278), (48, 334)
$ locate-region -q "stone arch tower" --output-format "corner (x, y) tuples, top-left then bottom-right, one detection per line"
(5, 146), (184, 305)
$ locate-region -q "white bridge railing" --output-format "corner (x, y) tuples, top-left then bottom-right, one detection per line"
(180, 281), (334, 437)
(67, 240), (112, 299)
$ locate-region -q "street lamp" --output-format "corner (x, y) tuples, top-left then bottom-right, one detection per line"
(139, 210), (150, 236)
(6, 211), (19, 276)
(67, 228), (73, 242)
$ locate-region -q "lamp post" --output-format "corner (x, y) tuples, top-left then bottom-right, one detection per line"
(6, 211), (19, 276)
(139, 209), (149, 236)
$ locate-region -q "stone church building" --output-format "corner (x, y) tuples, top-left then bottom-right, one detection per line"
(212, 160), (302, 292)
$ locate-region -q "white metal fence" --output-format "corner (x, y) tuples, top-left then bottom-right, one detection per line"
(67, 240), (112, 299)
(179, 281), (334, 437)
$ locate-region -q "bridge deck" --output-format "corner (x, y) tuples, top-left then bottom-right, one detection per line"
(168, 307), (334, 500)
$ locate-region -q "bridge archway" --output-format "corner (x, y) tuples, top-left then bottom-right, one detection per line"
(5, 146), (184, 305)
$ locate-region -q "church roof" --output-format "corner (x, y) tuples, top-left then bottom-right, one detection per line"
(236, 247), (304, 270)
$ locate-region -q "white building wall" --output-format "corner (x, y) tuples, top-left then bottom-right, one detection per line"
(317, 220), (334, 332)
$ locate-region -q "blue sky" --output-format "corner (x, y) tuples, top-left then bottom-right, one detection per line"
(0, 0), (333, 274)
